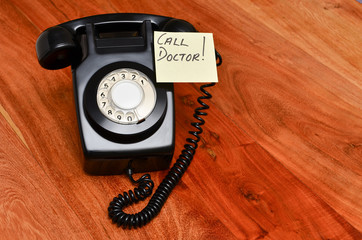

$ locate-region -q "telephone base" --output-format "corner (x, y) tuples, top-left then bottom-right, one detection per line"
(84, 155), (173, 175)
(78, 88), (175, 175)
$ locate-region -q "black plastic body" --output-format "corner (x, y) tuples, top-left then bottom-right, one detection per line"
(36, 14), (196, 175)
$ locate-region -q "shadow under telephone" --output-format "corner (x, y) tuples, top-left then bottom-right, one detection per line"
(36, 13), (222, 229)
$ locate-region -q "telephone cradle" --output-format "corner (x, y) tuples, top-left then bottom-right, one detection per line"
(36, 13), (222, 229)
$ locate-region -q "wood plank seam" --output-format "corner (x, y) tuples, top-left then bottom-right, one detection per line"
(0, 104), (30, 150)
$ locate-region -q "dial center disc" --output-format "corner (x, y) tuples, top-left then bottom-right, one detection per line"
(111, 80), (144, 110)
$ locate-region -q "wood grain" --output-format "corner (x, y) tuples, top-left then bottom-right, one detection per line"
(0, 0), (361, 239)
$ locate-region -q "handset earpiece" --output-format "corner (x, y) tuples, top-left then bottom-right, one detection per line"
(162, 18), (196, 32)
(36, 26), (81, 70)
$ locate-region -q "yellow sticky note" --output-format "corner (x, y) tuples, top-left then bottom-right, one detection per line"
(154, 31), (218, 83)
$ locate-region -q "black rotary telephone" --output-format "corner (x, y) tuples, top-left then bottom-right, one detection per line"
(36, 13), (222, 228)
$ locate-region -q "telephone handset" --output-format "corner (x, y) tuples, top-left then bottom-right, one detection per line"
(36, 14), (222, 228)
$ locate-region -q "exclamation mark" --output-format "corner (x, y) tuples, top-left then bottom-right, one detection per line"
(202, 36), (205, 61)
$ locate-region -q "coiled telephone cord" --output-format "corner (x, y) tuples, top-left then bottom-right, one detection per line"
(108, 52), (222, 229)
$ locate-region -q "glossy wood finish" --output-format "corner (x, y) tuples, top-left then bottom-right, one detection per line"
(0, 0), (361, 239)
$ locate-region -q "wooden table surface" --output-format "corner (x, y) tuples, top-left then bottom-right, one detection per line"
(0, 0), (361, 239)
